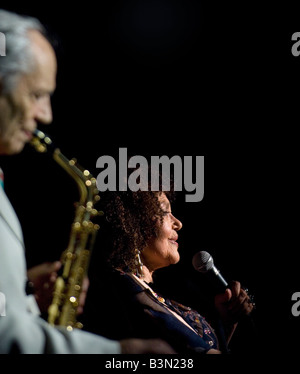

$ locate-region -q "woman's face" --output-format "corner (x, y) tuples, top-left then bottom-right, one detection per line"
(141, 193), (183, 272)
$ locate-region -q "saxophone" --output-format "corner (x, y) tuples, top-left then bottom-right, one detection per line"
(30, 129), (101, 330)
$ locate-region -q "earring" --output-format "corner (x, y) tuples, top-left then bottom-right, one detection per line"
(134, 249), (143, 278)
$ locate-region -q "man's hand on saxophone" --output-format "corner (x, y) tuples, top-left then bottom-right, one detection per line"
(27, 261), (62, 314)
(77, 276), (90, 315)
(27, 262), (90, 316)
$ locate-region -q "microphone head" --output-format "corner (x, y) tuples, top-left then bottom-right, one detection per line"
(192, 251), (214, 273)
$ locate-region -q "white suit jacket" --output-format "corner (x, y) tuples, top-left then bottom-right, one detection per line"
(0, 185), (120, 354)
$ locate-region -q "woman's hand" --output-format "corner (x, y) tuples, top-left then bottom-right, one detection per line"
(214, 281), (254, 341)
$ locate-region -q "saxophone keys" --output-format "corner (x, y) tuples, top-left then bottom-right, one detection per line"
(44, 136), (52, 145)
(82, 220), (89, 228)
(75, 322), (83, 329)
(90, 178), (97, 187)
(69, 296), (77, 304)
(73, 222), (81, 231)
(91, 208), (98, 216)
(66, 252), (73, 259)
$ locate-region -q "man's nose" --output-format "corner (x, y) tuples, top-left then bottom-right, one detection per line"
(34, 95), (53, 124)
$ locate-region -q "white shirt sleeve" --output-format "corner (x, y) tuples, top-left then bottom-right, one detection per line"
(0, 188), (120, 354)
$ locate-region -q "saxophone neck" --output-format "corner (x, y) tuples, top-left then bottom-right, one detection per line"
(30, 129), (99, 206)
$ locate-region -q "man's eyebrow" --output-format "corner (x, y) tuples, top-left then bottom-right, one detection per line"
(31, 88), (53, 96)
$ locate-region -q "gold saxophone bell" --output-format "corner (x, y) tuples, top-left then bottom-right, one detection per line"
(30, 129), (101, 330)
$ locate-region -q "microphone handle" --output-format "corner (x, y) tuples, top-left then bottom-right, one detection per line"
(207, 266), (229, 293)
(212, 266), (228, 288)
(210, 266), (230, 353)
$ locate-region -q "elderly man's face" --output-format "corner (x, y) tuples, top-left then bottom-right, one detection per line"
(0, 30), (57, 155)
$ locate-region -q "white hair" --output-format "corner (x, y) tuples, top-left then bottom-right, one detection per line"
(0, 9), (45, 93)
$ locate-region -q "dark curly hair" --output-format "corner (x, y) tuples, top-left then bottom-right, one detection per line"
(98, 170), (175, 272)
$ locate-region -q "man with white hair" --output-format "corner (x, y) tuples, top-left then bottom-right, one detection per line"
(0, 9), (175, 354)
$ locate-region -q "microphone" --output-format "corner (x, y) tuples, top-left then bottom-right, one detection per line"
(193, 251), (257, 353)
(192, 251), (228, 293)
(192, 251), (230, 353)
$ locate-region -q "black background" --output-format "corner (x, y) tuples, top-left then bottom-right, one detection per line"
(0, 0), (299, 359)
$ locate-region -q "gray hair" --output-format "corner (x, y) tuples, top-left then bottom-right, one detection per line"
(0, 9), (45, 93)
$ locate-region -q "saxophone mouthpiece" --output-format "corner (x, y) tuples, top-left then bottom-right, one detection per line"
(30, 129), (53, 153)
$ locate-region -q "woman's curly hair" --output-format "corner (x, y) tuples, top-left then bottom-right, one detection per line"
(99, 178), (175, 272)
